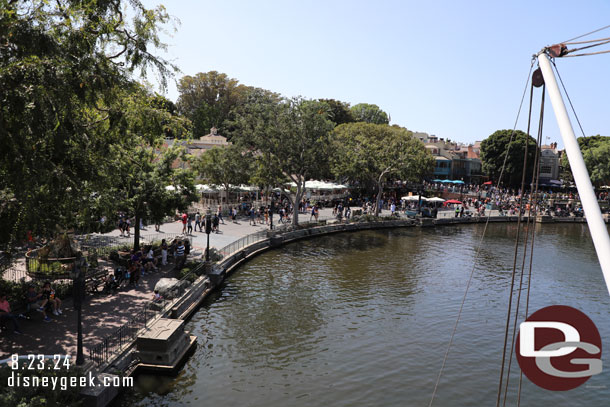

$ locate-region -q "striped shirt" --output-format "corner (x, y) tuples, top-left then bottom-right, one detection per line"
(176, 245), (185, 257)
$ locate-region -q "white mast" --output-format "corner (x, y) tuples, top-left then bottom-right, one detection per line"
(537, 51), (610, 295)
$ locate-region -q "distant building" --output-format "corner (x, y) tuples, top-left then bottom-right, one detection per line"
(164, 127), (231, 169)
(539, 142), (560, 182)
(420, 134), (482, 183)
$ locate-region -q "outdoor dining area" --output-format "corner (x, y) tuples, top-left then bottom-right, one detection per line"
(182, 181), (351, 210)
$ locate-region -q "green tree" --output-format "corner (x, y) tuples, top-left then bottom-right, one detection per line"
(331, 123), (434, 216)
(232, 93), (335, 225)
(319, 98), (354, 125)
(0, 0), (175, 249)
(151, 94), (191, 139)
(104, 88), (197, 250)
(560, 135), (610, 187)
(193, 145), (253, 201)
(480, 130), (539, 188)
(350, 103), (390, 125)
(176, 71), (251, 138)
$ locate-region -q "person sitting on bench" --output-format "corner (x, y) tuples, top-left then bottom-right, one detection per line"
(143, 246), (158, 273)
(25, 285), (48, 320)
(103, 274), (120, 293)
(0, 292), (23, 334)
(39, 281), (62, 317)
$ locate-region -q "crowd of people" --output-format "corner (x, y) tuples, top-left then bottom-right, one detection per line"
(0, 280), (64, 335)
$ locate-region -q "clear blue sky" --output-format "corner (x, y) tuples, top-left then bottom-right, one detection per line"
(141, 0), (610, 147)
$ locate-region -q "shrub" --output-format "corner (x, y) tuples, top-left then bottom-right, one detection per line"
(0, 364), (84, 407)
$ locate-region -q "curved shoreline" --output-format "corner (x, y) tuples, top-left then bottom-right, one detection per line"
(210, 214), (598, 291)
(89, 214), (603, 407)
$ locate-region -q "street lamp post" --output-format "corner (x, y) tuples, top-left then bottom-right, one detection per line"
(269, 195), (274, 230)
(205, 213), (211, 262)
(73, 254), (86, 366)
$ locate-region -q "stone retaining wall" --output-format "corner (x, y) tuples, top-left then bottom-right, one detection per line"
(93, 214), (599, 407)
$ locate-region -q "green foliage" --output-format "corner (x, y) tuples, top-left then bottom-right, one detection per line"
(480, 130), (539, 188)
(0, 365), (84, 407)
(95, 87), (197, 250)
(0, 0), (178, 249)
(319, 99), (354, 125)
(0, 279), (71, 307)
(331, 123), (434, 185)
(331, 123), (433, 216)
(249, 153), (290, 191)
(560, 135), (610, 187)
(350, 103), (390, 125)
(177, 71), (251, 138)
(231, 94), (335, 224)
(193, 145), (253, 192)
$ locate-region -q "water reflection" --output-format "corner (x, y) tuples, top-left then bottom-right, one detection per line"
(124, 223), (610, 407)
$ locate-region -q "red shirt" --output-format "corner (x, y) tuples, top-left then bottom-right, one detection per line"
(0, 299), (10, 313)
(181, 213), (187, 224)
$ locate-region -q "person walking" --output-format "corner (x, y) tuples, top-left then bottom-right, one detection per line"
(217, 205), (225, 224)
(213, 214), (220, 233)
(195, 212), (201, 232)
(181, 212), (187, 234)
(249, 207), (256, 226)
(187, 215), (193, 235)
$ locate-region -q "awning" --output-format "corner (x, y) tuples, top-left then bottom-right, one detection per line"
(402, 195), (427, 201)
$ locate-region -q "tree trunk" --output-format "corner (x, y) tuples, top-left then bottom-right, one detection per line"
(292, 182), (304, 226)
(134, 212), (141, 251)
(375, 182), (383, 217)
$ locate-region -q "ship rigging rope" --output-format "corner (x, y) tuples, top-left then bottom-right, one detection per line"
(564, 48), (610, 57)
(502, 85), (546, 407)
(564, 35), (610, 45)
(563, 39), (610, 57)
(517, 83), (545, 407)
(550, 60), (588, 139)
(495, 77), (536, 407)
(428, 60), (535, 407)
(561, 24), (610, 44)
(550, 59), (607, 184)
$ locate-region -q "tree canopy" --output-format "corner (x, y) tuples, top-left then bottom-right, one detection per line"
(0, 0), (181, 248)
(319, 99), (354, 125)
(231, 92), (335, 224)
(350, 103), (390, 125)
(480, 130), (539, 188)
(331, 123), (434, 215)
(101, 87), (197, 250)
(193, 145), (252, 193)
(560, 135), (610, 187)
(177, 71), (251, 138)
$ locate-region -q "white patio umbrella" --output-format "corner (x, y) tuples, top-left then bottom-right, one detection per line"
(428, 197), (446, 202)
(402, 195), (427, 201)
(195, 184), (217, 193)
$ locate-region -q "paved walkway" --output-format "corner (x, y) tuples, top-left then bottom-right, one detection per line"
(0, 208), (339, 361)
(0, 206), (466, 361)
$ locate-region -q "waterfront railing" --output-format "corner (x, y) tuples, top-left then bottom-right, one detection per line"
(89, 297), (172, 366)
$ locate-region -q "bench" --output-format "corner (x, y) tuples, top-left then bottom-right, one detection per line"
(85, 268), (109, 294)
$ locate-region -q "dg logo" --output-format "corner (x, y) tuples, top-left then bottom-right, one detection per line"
(516, 305), (602, 391)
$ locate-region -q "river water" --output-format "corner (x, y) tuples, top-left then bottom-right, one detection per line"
(123, 223), (610, 407)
